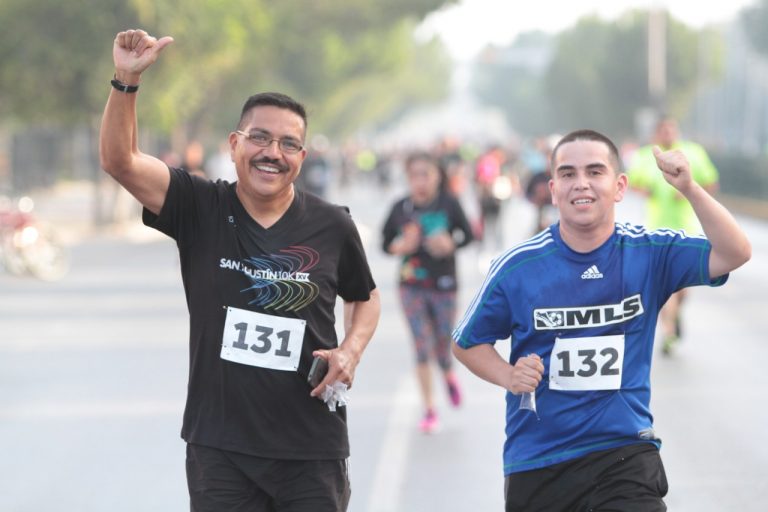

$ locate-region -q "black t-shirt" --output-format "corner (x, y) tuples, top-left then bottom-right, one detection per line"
(381, 191), (473, 291)
(143, 167), (376, 459)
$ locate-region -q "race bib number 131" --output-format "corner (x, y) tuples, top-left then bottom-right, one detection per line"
(548, 334), (624, 391)
(220, 306), (305, 371)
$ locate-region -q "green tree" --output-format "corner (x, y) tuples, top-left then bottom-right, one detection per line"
(472, 31), (555, 136)
(472, 10), (722, 140)
(546, 10), (711, 139)
(0, 0), (455, 141)
(0, 0), (139, 123)
(216, 0), (454, 138)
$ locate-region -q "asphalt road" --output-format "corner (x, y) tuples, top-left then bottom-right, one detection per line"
(1, 178), (766, 511)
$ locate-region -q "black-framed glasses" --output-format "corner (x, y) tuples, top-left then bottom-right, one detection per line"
(235, 130), (304, 154)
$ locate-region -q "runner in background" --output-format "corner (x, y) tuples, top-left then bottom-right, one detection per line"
(473, 145), (507, 251)
(627, 116), (720, 355)
(381, 151), (474, 433)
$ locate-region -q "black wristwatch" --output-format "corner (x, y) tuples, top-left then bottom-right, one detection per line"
(110, 76), (139, 93)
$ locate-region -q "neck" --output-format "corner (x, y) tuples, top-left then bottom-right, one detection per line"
(412, 191), (438, 207)
(657, 141), (675, 150)
(236, 184), (295, 229)
(558, 220), (615, 253)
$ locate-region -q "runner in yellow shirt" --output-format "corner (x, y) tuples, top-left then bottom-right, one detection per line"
(628, 117), (720, 355)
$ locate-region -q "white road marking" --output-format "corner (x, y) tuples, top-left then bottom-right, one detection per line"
(365, 374), (420, 512)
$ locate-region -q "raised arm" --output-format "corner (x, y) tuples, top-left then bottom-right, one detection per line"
(652, 146), (751, 278)
(99, 29), (175, 215)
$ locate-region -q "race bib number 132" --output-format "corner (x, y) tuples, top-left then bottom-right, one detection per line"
(548, 334), (624, 391)
(220, 306), (305, 371)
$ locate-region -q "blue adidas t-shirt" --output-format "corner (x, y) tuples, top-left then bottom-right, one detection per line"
(452, 222), (727, 475)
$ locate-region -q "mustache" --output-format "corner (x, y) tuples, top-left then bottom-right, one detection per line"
(249, 157), (289, 173)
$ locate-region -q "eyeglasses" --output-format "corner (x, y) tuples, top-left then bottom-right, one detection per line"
(235, 130), (304, 155)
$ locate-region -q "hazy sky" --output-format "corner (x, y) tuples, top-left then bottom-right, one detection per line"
(417, 0), (755, 60)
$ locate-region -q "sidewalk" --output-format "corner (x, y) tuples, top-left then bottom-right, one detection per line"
(26, 180), (162, 245)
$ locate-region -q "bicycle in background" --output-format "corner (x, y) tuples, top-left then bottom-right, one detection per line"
(0, 195), (69, 281)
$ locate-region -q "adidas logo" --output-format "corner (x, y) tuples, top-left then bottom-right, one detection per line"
(581, 265), (604, 279)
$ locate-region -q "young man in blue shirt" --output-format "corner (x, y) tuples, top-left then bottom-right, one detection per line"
(452, 129), (750, 511)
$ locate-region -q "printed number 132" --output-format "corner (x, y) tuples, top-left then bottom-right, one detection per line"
(556, 347), (619, 377)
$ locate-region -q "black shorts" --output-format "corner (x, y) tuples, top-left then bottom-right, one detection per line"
(186, 443), (350, 512)
(504, 443), (668, 512)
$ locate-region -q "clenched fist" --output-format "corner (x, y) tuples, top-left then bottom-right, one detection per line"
(113, 29), (174, 84)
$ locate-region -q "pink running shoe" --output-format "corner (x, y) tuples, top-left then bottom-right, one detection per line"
(419, 409), (440, 434)
(446, 374), (462, 407)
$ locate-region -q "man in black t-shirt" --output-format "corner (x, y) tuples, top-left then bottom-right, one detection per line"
(100, 29), (380, 512)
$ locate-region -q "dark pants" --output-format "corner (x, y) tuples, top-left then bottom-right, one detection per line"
(186, 443), (350, 512)
(504, 443), (668, 512)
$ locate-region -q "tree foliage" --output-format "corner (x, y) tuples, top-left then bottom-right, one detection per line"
(472, 32), (555, 136)
(0, 0), (455, 141)
(0, 0), (139, 123)
(472, 10), (723, 140)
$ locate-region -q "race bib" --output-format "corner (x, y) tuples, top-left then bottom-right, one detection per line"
(220, 306), (305, 371)
(548, 334), (624, 391)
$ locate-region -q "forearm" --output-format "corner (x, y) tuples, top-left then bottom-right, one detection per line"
(340, 288), (381, 361)
(452, 343), (511, 390)
(652, 145), (751, 276)
(309, 290), (380, 395)
(684, 183), (751, 277)
(99, 85), (140, 177)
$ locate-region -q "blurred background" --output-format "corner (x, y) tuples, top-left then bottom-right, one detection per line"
(1, 0), (767, 511)
(1, 0), (767, 207)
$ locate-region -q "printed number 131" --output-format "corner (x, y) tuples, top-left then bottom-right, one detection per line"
(231, 322), (292, 357)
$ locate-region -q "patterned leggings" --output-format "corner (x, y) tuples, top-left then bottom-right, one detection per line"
(398, 285), (457, 370)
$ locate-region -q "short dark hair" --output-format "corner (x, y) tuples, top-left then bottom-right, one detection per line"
(550, 129), (622, 172)
(238, 92), (308, 133)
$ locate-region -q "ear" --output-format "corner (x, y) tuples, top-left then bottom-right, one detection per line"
(548, 177), (557, 206)
(614, 173), (628, 202)
(228, 131), (239, 159)
(297, 147), (307, 166)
